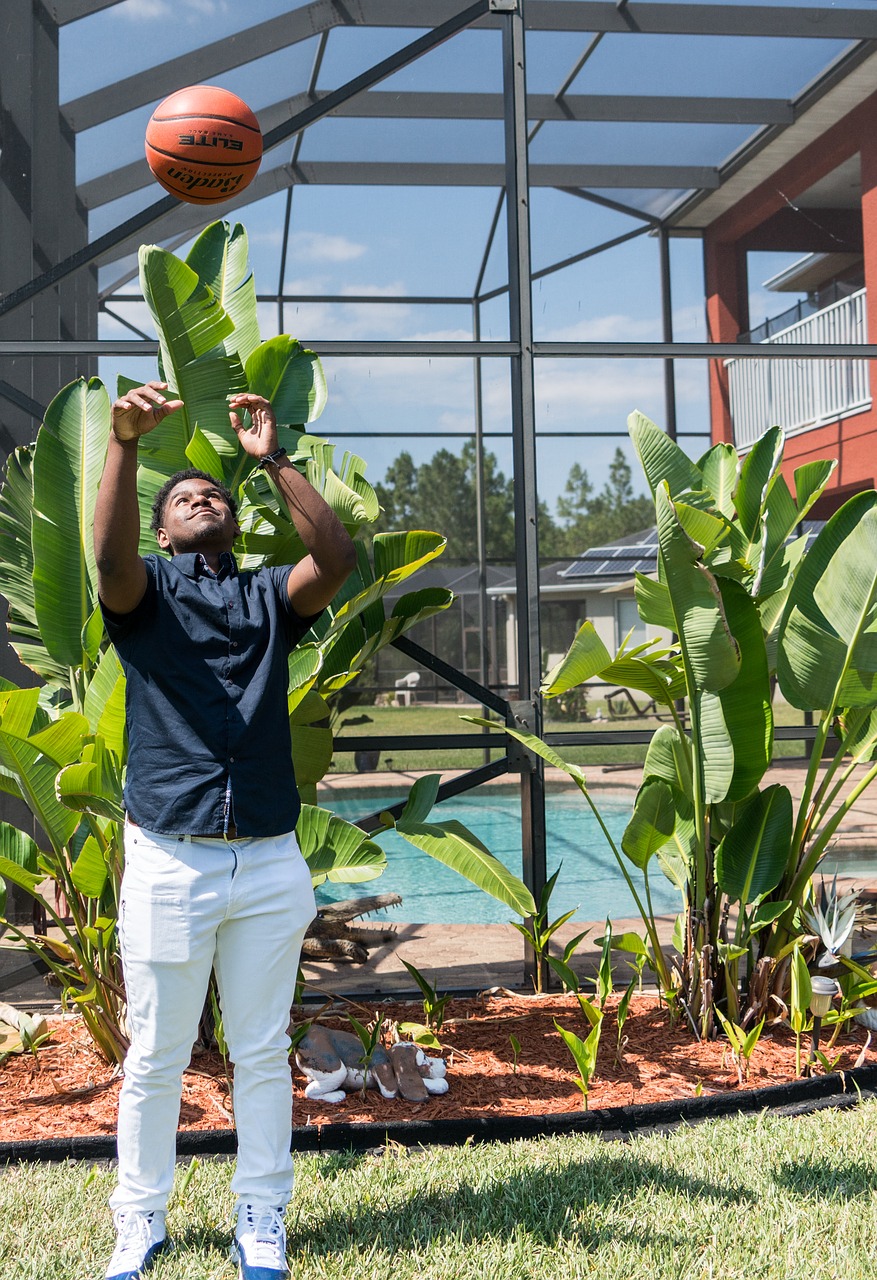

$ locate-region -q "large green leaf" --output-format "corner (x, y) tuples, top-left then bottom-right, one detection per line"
(621, 780), (676, 870)
(0, 853), (43, 900)
(186, 221), (261, 368)
(697, 442), (738, 519)
(778, 492), (877, 709)
(393, 817), (536, 917)
(713, 578), (773, 803)
(656, 483), (740, 695)
(290, 723), (334, 789)
(629, 410), (703, 498)
(246, 337), (328, 426)
(399, 774), (441, 824)
(55, 749), (125, 825)
(0, 445), (65, 682)
(372, 531), (447, 583)
(0, 694), (83, 852)
(139, 243), (247, 466)
(0, 822), (39, 876)
(633, 573), (675, 630)
(70, 834), (110, 899)
(643, 725), (692, 796)
(542, 622), (611, 697)
(83, 647), (126, 758)
(31, 379), (110, 669)
(733, 425), (783, 540)
(0, 823), (41, 917)
(715, 784), (792, 903)
(297, 805), (387, 885)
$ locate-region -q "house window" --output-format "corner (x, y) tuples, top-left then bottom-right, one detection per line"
(616, 596), (648, 649)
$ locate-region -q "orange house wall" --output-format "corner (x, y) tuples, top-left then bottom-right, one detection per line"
(704, 89), (877, 501)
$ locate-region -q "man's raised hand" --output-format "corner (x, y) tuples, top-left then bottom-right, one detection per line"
(112, 382), (184, 443)
(228, 394), (279, 459)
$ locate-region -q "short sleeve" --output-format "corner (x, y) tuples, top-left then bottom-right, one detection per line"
(99, 557), (158, 643)
(269, 564), (324, 648)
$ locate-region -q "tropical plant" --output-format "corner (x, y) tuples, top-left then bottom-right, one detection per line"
(0, 220), (535, 1064)
(509, 862), (589, 994)
(470, 410), (877, 1043)
(398, 959), (452, 1032)
(346, 1011), (386, 1092)
(713, 1008), (765, 1083)
(554, 994), (604, 1108)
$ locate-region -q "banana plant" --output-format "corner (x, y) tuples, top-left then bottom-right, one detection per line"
(473, 411), (877, 1040)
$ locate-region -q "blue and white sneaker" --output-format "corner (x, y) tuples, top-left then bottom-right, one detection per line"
(231, 1204), (289, 1280)
(105, 1210), (170, 1280)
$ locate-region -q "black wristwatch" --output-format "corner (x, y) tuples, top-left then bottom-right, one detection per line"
(257, 447), (287, 469)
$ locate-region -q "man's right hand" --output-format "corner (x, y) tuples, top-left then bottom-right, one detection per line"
(112, 382), (184, 442)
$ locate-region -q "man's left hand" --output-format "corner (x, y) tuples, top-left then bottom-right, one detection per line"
(229, 394), (279, 459)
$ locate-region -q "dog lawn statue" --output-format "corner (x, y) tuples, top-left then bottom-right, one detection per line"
(295, 1025), (448, 1103)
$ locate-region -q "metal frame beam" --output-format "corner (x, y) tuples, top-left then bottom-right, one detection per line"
(43, 0), (127, 23)
(6, 340), (873, 359)
(79, 161), (721, 215)
(60, 1), (877, 133)
(503, 3), (547, 988)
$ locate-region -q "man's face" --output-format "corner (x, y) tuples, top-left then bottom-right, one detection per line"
(156, 478), (239, 555)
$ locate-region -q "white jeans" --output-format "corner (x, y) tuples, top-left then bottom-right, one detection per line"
(110, 823), (316, 1215)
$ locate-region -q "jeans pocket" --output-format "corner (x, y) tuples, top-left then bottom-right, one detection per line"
(119, 890), (191, 965)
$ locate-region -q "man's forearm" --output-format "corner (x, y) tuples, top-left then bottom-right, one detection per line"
(267, 456), (356, 579)
(94, 434), (142, 580)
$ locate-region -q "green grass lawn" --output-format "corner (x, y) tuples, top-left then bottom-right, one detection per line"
(4, 1102), (877, 1279)
(329, 699), (817, 774)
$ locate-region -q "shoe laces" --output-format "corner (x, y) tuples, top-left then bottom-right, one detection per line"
(108, 1211), (160, 1273)
(238, 1205), (286, 1270)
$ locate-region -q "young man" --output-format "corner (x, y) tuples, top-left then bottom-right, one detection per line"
(94, 382), (356, 1280)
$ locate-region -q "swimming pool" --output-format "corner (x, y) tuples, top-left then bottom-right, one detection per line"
(315, 788), (678, 925)
(316, 785), (872, 925)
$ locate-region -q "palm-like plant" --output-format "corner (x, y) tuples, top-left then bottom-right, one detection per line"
(473, 412), (877, 1040)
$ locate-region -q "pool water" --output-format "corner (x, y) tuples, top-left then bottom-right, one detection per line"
(315, 788), (681, 925)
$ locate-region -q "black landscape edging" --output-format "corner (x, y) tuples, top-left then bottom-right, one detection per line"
(4, 1062), (877, 1164)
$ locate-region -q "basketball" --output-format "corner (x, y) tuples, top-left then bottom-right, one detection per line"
(145, 85), (262, 205)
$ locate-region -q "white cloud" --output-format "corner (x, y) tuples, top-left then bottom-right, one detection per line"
(116, 0), (228, 20)
(288, 231), (367, 264)
(542, 313), (660, 343)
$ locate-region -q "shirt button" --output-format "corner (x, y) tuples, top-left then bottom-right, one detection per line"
(231, 641), (238, 649)
(229, 756), (235, 763)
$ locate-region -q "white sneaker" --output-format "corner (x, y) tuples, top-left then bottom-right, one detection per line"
(231, 1204), (289, 1279)
(105, 1210), (169, 1280)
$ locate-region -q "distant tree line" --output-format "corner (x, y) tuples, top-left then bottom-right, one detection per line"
(373, 443), (653, 561)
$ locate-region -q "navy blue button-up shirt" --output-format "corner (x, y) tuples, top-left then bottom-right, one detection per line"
(101, 552), (320, 837)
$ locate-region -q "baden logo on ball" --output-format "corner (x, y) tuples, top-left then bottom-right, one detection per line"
(145, 85), (263, 205)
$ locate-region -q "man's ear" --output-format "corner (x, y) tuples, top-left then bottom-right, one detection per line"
(156, 526), (171, 550)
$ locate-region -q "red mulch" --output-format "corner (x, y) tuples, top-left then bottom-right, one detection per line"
(1, 992), (873, 1143)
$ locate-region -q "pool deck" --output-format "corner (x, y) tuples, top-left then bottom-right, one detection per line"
(4, 759), (876, 1010)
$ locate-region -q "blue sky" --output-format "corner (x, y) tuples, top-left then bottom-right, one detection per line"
(57, 0), (857, 518)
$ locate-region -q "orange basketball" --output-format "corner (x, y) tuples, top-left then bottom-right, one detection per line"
(145, 85), (262, 205)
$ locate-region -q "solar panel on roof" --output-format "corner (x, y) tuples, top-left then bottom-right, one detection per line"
(560, 543), (657, 580)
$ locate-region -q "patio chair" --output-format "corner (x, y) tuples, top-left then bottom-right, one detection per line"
(394, 671), (421, 706)
(605, 687), (657, 719)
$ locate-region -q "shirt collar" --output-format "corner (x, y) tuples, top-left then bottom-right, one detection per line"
(172, 551), (239, 580)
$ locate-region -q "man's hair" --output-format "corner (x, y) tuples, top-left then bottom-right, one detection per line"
(150, 469), (238, 534)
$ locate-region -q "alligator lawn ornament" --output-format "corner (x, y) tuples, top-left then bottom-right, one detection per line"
(295, 1025), (448, 1103)
(301, 894), (402, 963)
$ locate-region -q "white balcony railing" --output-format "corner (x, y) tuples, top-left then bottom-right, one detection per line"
(725, 288), (870, 450)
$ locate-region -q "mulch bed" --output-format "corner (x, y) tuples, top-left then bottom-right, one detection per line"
(1, 992), (873, 1142)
